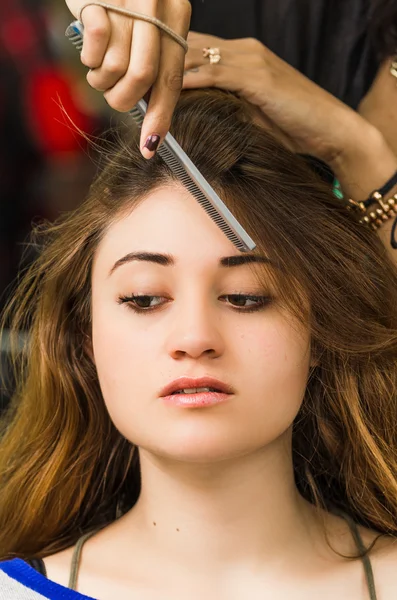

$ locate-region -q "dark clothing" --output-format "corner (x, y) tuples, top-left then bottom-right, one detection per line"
(190, 0), (379, 109)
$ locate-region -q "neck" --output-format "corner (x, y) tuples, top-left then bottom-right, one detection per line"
(121, 434), (324, 572)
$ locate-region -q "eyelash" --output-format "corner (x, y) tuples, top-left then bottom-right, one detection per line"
(117, 294), (273, 314)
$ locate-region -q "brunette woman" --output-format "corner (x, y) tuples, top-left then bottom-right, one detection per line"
(0, 89), (396, 599)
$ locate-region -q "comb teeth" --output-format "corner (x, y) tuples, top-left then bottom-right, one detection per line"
(129, 105), (144, 127)
(65, 23), (84, 52)
(128, 100), (252, 251)
(157, 145), (244, 250)
(65, 20), (256, 251)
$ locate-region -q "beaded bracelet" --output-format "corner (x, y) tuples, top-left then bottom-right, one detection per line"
(346, 169), (397, 233)
(361, 170), (397, 209)
(347, 193), (397, 230)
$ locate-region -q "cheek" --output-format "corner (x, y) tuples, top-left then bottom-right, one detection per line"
(237, 321), (310, 430)
(91, 300), (156, 412)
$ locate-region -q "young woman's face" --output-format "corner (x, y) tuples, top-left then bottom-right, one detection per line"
(91, 185), (311, 462)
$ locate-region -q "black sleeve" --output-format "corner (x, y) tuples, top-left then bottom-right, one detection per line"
(189, 0), (379, 109)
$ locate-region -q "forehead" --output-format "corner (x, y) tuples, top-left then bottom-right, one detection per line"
(93, 184), (243, 275)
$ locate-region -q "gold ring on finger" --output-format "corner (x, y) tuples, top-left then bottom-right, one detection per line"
(202, 47), (222, 64)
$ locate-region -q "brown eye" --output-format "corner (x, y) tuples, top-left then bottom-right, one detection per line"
(228, 295), (251, 307)
(133, 295), (158, 308)
(220, 294), (273, 312)
(117, 295), (166, 312)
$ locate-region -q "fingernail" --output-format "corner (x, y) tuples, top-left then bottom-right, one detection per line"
(144, 134), (161, 152)
(183, 67), (200, 75)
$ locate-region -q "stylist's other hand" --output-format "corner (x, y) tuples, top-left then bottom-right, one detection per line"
(184, 31), (397, 259)
(65, 0), (191, 158)
(183, 32), (365, 167)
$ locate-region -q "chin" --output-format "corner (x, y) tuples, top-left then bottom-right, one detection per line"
(139, 428), (265, 465)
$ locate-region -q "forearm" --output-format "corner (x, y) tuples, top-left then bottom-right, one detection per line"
(329, 119), (397, 263)
(358, 60), (397, 158)
(330, 119), (397, 199)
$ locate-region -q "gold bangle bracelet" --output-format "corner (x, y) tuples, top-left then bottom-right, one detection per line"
(348, 193), (397, 230)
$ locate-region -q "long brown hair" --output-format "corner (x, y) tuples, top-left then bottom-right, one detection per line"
(0, 89), (397, 559)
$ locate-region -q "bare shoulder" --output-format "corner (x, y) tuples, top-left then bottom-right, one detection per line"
(42, 546), (75, 588)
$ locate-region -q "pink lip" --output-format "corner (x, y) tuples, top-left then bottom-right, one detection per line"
(160, 376), (234, 409)
(162, 390), (231, 409)
(159, 376), (234, 398)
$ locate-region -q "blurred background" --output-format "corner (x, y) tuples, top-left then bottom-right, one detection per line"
(0, 0), (109, 309)
(0, 0), (113, 409)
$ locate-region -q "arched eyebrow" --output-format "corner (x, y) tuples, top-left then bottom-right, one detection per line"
(108, 252), (272, 277)
(219, 255), (271, 267)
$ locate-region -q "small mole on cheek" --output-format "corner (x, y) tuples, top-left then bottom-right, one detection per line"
(176, 528), (180, 532)
(153, 522), (156, 526)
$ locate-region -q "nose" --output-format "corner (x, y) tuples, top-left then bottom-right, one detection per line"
(165, 296), (225, 360)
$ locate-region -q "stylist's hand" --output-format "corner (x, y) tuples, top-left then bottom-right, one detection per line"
(183, 32), (365, 168)
(184, 31), (397, 261)
(65, 0), (191, 158)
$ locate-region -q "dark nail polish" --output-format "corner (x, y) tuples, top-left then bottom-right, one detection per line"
(144, 134), (161, 152)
